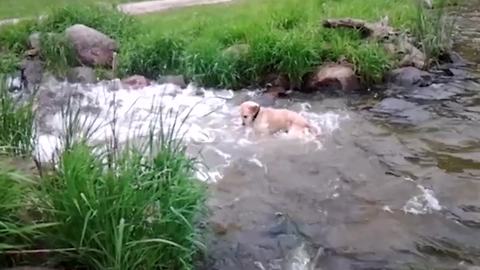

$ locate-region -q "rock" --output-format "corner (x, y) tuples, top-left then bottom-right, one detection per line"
(65, 24), (118, 67)
(303, 63), (360, 92)
(372, 98), (416, 114)
(121, 75), (151, 89)
(28, 32), (59, 51)
(371, 97), (432, 124)
(67, 66), (97, 84)
(5, 71), (23, 92)
(387, 66), (432, 87)
(251, 92), (277, 107)
(223, 44), (250, 59)
(24, 48), (40, 57)
(20, 59), (44, 90)
(28, 32), (41, 50)
(323, 17), (396, 40)
(262, 73), (290, 92)
(158, 75), (187, 88)
(422, 0), (433, 8)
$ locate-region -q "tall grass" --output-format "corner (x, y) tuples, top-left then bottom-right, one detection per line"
(0, 75), (35, 156)
(0, 166), (53, 265)
(412, 0), (454, 66)
(35, 99), (206, 269)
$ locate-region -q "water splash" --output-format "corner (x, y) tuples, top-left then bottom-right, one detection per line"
(402, 185), (442, 215)
(34, 80), (348, 183)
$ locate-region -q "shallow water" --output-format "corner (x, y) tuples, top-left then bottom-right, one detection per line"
(26, 3), (480, 269)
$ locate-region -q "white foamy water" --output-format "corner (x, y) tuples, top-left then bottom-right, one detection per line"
(402, 185), (442, 215)
(34, 81), (348, 182)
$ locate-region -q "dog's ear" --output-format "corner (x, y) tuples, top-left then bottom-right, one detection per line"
(248, 103), (260, 114)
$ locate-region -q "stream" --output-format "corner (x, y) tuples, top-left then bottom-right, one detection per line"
(18, 1), (480, 269)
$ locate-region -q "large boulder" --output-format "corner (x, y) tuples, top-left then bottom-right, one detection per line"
(303, 63), (360, 92)
(65, 24), (118, 67)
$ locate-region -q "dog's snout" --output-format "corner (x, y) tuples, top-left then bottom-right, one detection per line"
(242, 122), (245, 126)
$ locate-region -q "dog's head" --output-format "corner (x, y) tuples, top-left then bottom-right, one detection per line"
(239, 101), (260, 126)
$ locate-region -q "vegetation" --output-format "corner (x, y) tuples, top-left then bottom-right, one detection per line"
(0, 0), (453, 89)
(0, 76), (35, 156)
(0, 0), (138, 20)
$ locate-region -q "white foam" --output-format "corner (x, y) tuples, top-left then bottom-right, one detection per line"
(35, 81), (348, 182)
(402, 185), (442, 215)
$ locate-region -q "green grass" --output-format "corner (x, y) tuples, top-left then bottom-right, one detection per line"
(0, 75), (35, 156)
(0, 165), (53, 266)
(0, 0), (451, 88)
(0, 0), (138, 20)
(37, 141), (205, 269)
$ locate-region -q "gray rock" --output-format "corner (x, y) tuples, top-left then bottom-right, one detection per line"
(387, 66), (432, 87)
(28, 32), (60, 51)
(5, 71), (23, 91)
(158, 75), (187, 88)
(67, 66), (97, 84)
(28, 32), (41, 50)
(20, 59), (44, 90)
(372, 97), (416, 114)
(65, 24), (118, 67)
(303, 63), (360, 92)
(372, 97), (431, 124)
(121, 74), (151, 89)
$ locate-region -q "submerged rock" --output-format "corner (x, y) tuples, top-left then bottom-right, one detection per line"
(158, 74), (187, 88)
(387, 66), (432, 87)
(20, 59), (44, 90)
(303, 63), (360, 92)
(65, 24), (118, 67)
(121, 74), (151, 89)
(67, 66), (97, 84)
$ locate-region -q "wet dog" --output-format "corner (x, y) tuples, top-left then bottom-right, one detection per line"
(239, 100), (315, 137)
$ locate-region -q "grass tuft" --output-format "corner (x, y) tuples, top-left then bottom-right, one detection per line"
(0, 75), (35, 156)
(34, 99), (206, 269)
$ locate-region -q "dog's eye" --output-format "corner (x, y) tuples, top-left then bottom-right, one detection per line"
(243, 115), (247, 118)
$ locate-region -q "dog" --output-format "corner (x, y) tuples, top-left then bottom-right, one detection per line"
(239, 101), (316, 137)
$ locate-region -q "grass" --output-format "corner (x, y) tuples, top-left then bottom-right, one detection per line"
(0, 0), (138, 20)
(0, 75), (35, 156)
(0, 168), (38, 253)
(0, 0), (452, 89)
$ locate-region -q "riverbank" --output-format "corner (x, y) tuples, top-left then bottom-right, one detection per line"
(0, 0), (452, 90)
